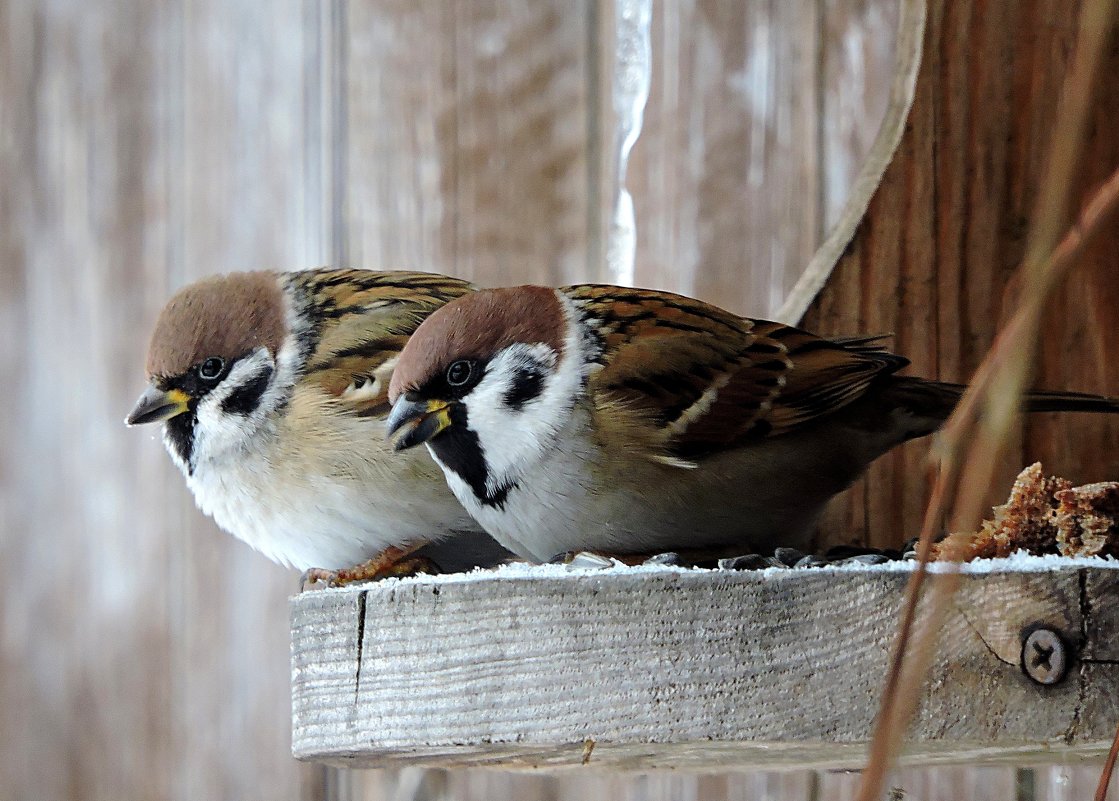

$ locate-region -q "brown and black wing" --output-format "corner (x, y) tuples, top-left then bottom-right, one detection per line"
(565, 284), (908, 462)
(294, 269), (476, 417)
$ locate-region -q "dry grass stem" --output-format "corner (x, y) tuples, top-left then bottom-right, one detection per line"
(855, 160), (1119, 801)
(854, 3), (1119, 797)
(1097, 721), (1119, 801)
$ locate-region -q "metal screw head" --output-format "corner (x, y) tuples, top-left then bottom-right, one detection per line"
(1021, 628), (1069, 686)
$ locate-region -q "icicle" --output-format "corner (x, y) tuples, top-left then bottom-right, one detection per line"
(606, 0), (652, 287)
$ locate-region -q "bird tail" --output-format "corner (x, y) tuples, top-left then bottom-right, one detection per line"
(1020, 387), (1119, 414)
(885, 376), (1119, 425)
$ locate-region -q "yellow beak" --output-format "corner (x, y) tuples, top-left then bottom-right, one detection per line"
(125, 385), (190, 426)
(385, 395), (453, 451)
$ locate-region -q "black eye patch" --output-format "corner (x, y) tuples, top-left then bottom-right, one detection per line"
(503, 365), (545, 411)
(221, 364), (274, 416)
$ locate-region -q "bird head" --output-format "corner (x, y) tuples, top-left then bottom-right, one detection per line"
(386, 285), (577, 507)
(126, 271), (288, 473)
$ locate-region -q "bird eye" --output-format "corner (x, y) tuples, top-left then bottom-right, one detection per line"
(445, 360), (474, 387)
(198, 357), (225, 381)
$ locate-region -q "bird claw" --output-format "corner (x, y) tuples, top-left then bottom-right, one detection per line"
(299, 567), (337, 591)
(299, 547), (439, 591)
(382, 555), (440, 578)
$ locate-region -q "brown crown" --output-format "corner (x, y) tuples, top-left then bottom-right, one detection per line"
(145, 271), (286, 379)
(389, 285), (566, 399)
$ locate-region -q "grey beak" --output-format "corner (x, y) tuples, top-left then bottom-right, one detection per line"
(386, 394), (453, 451)
(125, 385), (190, 426)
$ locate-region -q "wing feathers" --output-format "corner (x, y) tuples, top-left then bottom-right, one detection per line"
(292, 270), (475, 416)
(567, 285), (906, 460)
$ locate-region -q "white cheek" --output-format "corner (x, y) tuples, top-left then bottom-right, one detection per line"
(463, 336), (585, 493)
(469, 396), (551, 476)
(190, 348), (278, 466)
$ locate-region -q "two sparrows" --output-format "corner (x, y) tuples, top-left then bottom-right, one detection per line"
(385, 283), (1119, 563)
(130, 270), (1119, 577)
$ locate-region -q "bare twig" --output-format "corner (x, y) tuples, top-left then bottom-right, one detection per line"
(1096, 721), (1119, 801)
(854, 2), (1119, 795)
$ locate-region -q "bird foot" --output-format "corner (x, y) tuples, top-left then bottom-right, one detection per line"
(300, 546), (439, 590)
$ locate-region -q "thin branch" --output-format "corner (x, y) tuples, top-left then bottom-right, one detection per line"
(1096, 721), (1119, 801)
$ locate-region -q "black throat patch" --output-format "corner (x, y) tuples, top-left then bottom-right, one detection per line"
(428, 405), (516, 509)
(165, 411), (197, 473)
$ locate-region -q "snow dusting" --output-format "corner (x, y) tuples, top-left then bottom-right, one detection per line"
(304, 550), (1118, 595)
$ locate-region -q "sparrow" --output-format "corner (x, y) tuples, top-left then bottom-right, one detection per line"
(385, 283), (1119, 563)
(126, 268), (506, 581)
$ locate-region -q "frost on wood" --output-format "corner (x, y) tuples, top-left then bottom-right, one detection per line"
(291, 562), (1119, 770)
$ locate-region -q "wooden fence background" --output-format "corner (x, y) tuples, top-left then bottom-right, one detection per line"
(1, 0), (1115, 799)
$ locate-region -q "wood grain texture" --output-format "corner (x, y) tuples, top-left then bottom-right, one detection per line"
(778, 0), (919, 325)
(329, 762), (1119, 801)
(618, 0), (898, 320)
(291, 566), (1119, 770)
(802, 0), (1119, 551)
(340, 0), (595, 288)
(0, 1), (324, 799)
(620, 0), (822, 315)
(334, 0), (899, 311)
(1037, 764), (1119, 801)
(819, 0), (900, 232)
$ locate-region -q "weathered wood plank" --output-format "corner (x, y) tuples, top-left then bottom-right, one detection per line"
(291, 565), (1119, 770)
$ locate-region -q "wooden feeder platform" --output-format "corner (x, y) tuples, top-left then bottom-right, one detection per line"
(290, 559), (1119, 771)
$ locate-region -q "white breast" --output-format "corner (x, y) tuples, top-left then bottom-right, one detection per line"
(179, 387), (479, 571)
(436, 400), (847, 563)
(434, 405), (610, 562)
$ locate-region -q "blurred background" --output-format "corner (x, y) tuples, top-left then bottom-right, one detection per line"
(2, 0), (1116, 799)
